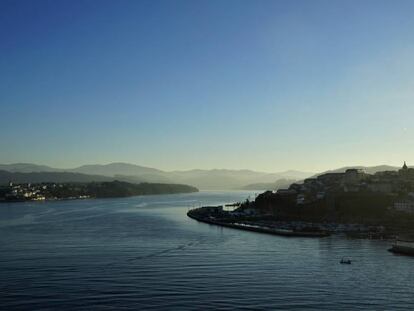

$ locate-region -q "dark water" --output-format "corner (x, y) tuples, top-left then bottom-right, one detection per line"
(0, 191), (413, 310)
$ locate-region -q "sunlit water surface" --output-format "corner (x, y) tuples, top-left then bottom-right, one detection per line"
(0, 191), (413, 310)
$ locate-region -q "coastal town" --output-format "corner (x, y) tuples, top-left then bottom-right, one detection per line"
(284, 161), (414, 213)
(0, 182), (91, 202)
(0, 180), (198, 202)
(188, 162), (414, 240)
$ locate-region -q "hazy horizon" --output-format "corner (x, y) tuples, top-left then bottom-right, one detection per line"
(0, 160), (410, 174)
(2, 0), (414, 173)
(1, 161), (311, 173)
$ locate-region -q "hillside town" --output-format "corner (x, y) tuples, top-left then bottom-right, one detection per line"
(188, 162), (414, 238)
(0, 180), (198, 202)
(276, 162), (414, 213)
(0, 182), (90, 202)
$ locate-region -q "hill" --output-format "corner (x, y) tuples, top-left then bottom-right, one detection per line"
(0, 180), (198, 201)
(0, 163), (61, 173)
(315, 165), (402, 176)
(86, 181), (198, 198)
(70, 162), (166, 177)
(1, 162), (408, 190)
(0, 170), (112, 184)
(69, 164), (312, 189)
(0, 163), (313, 190)
(168, 169), (312, 190)
(242, 179), (297, 191)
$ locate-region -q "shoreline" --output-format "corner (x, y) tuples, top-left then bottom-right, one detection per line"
(187, 205), (400, 240)
(187, 209), (331, 238)
(0, 190), (199, 204)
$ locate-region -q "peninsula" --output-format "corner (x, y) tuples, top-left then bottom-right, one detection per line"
(188, 163), (414, 238)
(0, 180), (198, 202)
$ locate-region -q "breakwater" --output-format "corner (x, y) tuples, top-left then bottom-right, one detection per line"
(187, 208), (330, 238)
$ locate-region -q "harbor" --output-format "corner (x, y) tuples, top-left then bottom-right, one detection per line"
(187, 206), (331, 238)
(188, 204), (414, 257)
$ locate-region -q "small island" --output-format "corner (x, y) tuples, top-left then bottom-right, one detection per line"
(0, 180), (198, 202)
(188, 162), (414, 240)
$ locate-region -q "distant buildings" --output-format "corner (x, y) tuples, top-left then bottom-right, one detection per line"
(1, 182), (48, 201)
(394, 201), (414, 214)
(393, 191), (414, 214)
(269, 162), (414, 211)
(0, 182), (86, 202)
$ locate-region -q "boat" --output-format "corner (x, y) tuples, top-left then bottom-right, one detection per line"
(389, 239), (414, 256)
(340, 258), (351, 264)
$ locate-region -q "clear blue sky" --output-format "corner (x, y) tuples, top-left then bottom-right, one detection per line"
(1, 0), (414, 172)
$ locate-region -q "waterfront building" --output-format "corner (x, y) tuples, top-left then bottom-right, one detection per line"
(394, 201), (414, 214)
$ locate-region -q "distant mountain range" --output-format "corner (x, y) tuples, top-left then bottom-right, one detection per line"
(0, 170), (112, 184)
(0, 162), (407, 190)
(241, 179), (297, 191)
(0, 163), (313, 190)
(0, 163), (60, 173)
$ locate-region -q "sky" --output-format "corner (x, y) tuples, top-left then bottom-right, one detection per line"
(1, 0), (414, 173)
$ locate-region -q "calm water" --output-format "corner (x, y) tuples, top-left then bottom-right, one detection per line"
(0, 191), (413, 310)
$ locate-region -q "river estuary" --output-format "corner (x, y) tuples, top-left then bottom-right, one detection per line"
(0, 191), (413, 310)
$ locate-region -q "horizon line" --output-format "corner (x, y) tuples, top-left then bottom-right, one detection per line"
(0, 161), (411, 174)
